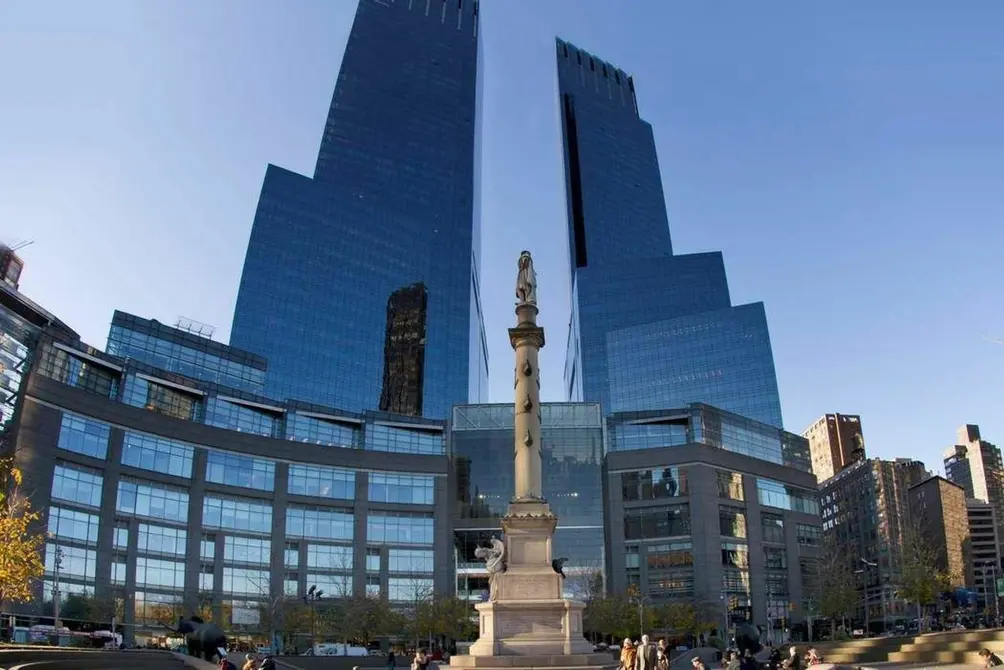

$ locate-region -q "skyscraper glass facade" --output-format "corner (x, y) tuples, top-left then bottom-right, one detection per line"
(556, 39), (783, 427)
(451, 403), (605, 599)
(231, 0), (487, 418)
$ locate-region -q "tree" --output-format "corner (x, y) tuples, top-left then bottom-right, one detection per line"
(897, 528), (949, 631)
(0, 457), (45, 606)
(338, 595), (400, 645)
(150, 600), (186, 630)
(817, 541), (858, 635)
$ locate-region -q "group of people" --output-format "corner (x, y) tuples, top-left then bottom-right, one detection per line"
(217, 651), (276, 670)
(619, 636), (826, 670)
(619, 635), (672, 670)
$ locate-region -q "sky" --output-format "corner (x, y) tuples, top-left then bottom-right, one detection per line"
(2, 0), (1003, 476)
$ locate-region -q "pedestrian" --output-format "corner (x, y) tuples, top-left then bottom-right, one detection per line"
(656, 639), (669, 670)
(980, 648), (1004, 667)
(739, 649), (757, 670)
(690, 657), (707, 670)
(620, 637), (637, 670)
(412, 649), (431, 670)
(387, 649), (397, 670)
(635, 635), (658, 670)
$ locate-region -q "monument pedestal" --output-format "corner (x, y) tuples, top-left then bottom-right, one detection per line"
(455, 501), (613, 670)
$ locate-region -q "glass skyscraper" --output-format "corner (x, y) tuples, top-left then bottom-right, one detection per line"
(556, 39), (784, 428)
(231, 0), (488, 418)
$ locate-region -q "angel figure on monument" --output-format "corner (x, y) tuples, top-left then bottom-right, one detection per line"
(516, 250), (537, 305)
(474, 536), (506, 602)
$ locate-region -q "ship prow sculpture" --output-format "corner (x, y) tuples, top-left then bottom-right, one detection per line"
(451, 251), (613, 670)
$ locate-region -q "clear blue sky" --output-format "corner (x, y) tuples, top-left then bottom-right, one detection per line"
(3, 1), (1003, 476)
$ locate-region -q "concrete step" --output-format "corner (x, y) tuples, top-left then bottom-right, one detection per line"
(886, 649), (983, 664)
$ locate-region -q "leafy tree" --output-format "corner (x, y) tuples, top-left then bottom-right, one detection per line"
(341, 595), (400, 644)
(817, 541), (858, 634)
(897, 528), (949, 631)
(0, 457), (45, 606)
(150, 601), (185, 630)
(657, 601), (698, 635)
(411, 594), (476, 645)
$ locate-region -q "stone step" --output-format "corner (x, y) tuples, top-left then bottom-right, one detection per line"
(886, 649), (984, 664)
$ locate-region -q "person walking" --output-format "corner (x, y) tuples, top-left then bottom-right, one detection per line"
(635, 635), (658, 670)
(620, 638), (637, 670)
(656, 639), (669, 670)
(387, 649), (397, 670)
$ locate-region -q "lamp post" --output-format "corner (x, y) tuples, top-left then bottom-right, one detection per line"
(49, 535), (64, 639)
(632, 592), (651, 637)
(860, 558), (884, 634)
(304, 585), (323, 650)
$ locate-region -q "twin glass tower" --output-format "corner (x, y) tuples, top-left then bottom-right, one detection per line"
(230, 0), (784, 429)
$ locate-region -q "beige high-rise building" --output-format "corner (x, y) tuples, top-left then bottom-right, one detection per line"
(909, 476), (969, 587)
(966, 499), (1001, 613)
(944, 425), (1004, 560)
(803, 413), (865, 482)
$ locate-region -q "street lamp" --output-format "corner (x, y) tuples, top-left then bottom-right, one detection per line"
(304, 585), (324, 650)
(860, 558), (885, 634)
(47, 534), (64, 639)
(632, 592), (651, 636)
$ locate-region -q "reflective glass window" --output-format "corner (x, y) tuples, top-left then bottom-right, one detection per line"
(284, 543), (299, 568)
(761, 513), (785, 543)
(136, 557), (185, 590)
(138, 524), (188, 557)
(366, 424), (443, 455)
(51, 464), (103, 508)
(111, 561), (126, 585)
(623, 504), (691, 540)
(121, 374), (201, 421)
(366, 548), (381, 572)
(202, 496), (273, 535)
(716, 471), (745, 501)
(113, 525), (129, 550)
(56, 412), (109, 459)
(366, 513), (434, 545)
(107, 325), (266, 393)
(645, 540), (694, 569)
(368, 473), (434, 505)
(121, 432), (194, 478)
(47, 507), (99, 544)
(285, 506), (353, 541)
(719, 506), (747, 539)
(206, 397), (281, 437)
(224, 536), (271, 566)
(36, 343), (119, 398)
(796, 523), (822, 547)
(388, 577), (433, 602)
(287, 464), (354, 500)
(222, 567), (270, 596)
(307, 544), (353, 571)
(206, 450), (275, 491)
(287, 414), (361, 449)
(45, 544), (96, 583)
(609, 422), (689, 452)
(201, 536), (216, 561)
(621, 468), (687, 501)
(305, 573), (352, 598)
(116, 480), (189, 523)
(388, 549), (434, 573)
(757, 479), (820, 515)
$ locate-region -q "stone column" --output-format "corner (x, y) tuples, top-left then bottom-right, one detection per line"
(509, 302), (545, 502)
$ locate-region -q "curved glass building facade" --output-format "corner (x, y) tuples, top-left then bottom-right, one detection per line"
(11, 312), (451, 644)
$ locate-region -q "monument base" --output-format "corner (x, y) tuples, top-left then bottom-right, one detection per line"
(450, 654), (614, 669)
(468, 599), (594, 657)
